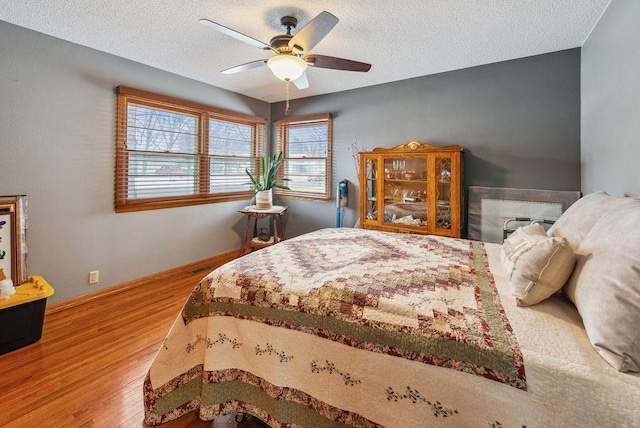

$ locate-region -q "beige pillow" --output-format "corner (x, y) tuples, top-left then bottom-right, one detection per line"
(547, 191), (630, 251)
(563, 198), (640, 372)
(500, 223), (576, 306)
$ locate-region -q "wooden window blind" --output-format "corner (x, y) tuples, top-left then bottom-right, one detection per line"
(115, 86), (265, 212)
(274, 113), (332, 202)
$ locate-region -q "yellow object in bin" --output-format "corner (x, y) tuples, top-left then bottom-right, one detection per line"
(0, 276), (54, 310)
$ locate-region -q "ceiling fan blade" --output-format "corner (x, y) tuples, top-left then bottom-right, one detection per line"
(288, 11), (339, 54)
(221, 59), (268, 74)
(200, 19), (271, 50)
(305, 55), (372, 72)
(292, 72), (309, 90)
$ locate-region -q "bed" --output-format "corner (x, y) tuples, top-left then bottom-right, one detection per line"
(144, 193), (640, 427)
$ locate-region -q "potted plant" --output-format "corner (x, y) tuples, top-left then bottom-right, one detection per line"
(245, 152), (290, 209)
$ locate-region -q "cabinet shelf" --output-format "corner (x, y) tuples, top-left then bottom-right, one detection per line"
(385, 179), (427, 183)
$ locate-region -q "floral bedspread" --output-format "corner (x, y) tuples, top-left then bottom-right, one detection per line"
(144, 228), (639, 427)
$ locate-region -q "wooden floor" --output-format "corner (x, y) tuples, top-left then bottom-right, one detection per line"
(0, 268), (268, 428)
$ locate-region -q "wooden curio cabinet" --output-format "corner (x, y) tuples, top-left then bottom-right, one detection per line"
(359, 141), (464, 238)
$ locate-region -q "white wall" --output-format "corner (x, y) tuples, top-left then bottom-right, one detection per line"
(581, 0), (640, 196)
(0, 22), (270, 303)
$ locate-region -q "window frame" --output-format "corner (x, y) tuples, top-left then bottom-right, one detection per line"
(115, 86), (266, 212)
(273, 113), (333, 202)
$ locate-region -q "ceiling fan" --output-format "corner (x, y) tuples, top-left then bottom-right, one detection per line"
(199, 11), (371, 90)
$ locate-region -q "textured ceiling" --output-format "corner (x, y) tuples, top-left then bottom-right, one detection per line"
(1, 0), (610, 103)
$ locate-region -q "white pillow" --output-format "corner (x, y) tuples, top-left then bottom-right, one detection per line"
(563, 198), (640, 372)
(500, 223), (576, 306)
(547, 191), (630, 251)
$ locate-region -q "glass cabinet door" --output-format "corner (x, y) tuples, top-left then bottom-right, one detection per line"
(364, 157), (378, 221)
(434, 156), (452, 231)
(382, 157), (428, 229)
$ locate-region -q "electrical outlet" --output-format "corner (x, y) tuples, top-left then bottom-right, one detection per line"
(89, 270), (99, 284)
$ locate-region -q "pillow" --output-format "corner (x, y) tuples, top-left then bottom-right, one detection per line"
(547, 191), (631, 251)
(500, 223), (576, 306)
(563, 198), (640, 372)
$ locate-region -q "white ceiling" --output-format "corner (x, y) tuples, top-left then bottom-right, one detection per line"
(1, 0), (610, 103)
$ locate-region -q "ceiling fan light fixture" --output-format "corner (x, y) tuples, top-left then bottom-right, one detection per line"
(267, 55), (307, 82)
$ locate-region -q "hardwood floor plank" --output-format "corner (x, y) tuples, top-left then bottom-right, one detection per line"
(0, 270), (217, 427)
(0, 259), (272, 428)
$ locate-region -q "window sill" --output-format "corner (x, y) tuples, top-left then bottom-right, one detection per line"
(275, 191), (331, 203)
(116, 193), (253, 212)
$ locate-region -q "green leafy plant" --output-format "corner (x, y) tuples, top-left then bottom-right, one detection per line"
(245, 152), (291, 191)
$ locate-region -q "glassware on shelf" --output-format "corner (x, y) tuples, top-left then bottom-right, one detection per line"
(388, 159), (407, 180)
(403, 171), (416, 180)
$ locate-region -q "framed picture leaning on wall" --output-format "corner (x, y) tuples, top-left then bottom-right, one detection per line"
(0, 195), (28, 285)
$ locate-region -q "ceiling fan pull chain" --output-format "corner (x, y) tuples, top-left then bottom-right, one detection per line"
(285, 80), (291, 115)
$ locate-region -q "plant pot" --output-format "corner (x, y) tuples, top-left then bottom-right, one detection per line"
(255, 189), (273, 209)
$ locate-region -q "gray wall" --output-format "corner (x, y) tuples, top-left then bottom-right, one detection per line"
(581, 0), (640, 197)
(0, 22), (270, 303)
(272, 50), (582, 238)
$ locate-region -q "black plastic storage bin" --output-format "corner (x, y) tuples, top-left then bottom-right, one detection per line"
(0, 297), (48, 355)
(0, 277), (54, 355)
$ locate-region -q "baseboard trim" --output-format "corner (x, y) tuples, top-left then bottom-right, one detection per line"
(46, 249), (241, 315)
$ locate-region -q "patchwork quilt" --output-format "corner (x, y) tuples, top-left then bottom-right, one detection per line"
(144, 228), (639, 427)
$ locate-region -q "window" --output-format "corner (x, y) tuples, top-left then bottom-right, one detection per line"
(274, 113), (332, 201)
(115, 86), (266, 212)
